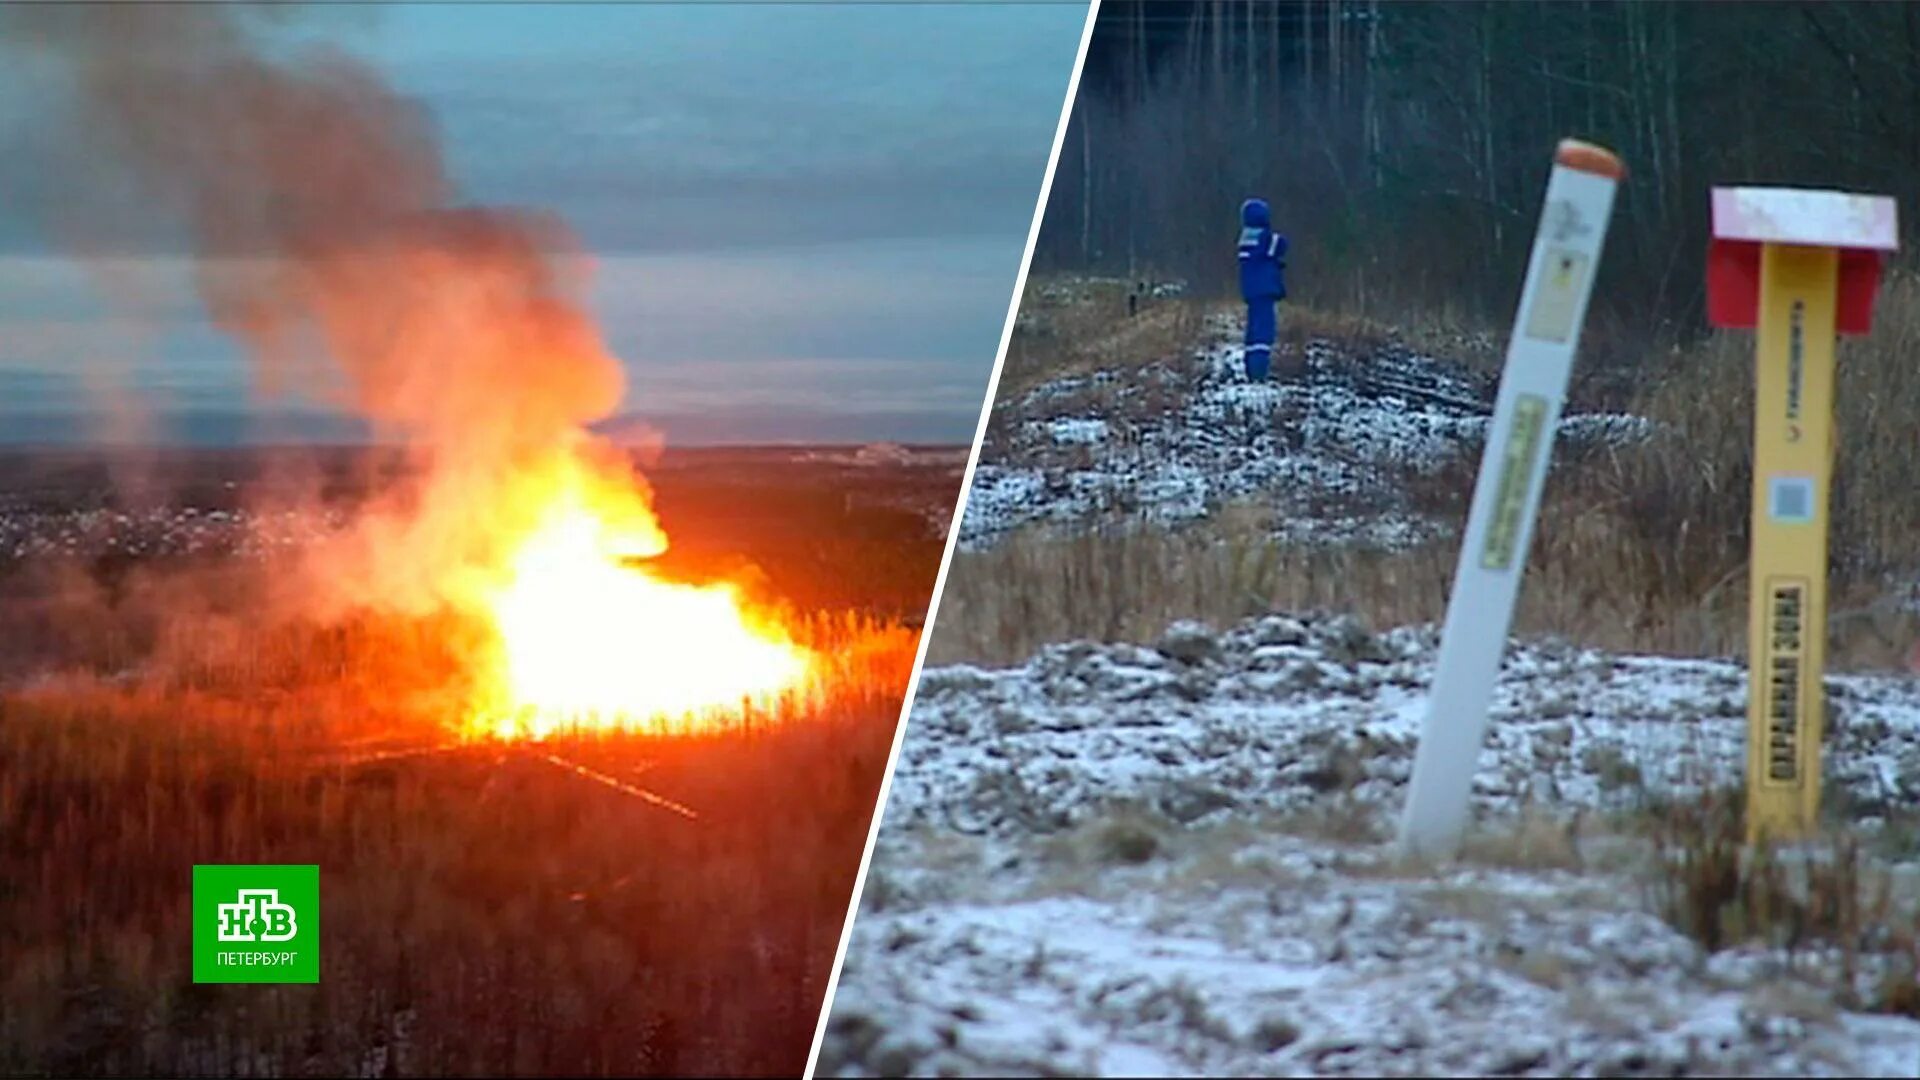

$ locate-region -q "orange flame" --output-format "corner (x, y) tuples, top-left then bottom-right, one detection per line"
(20, 7), (823, 738)
(462, 457), (813, 740)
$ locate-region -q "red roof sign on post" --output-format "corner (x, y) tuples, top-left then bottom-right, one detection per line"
(1706, 187), (1899, 334)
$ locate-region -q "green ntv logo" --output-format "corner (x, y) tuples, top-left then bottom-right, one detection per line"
(192, 865), (319, 984)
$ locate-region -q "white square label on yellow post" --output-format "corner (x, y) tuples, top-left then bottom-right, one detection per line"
(1524, 248), (1589, 343)
(1767, 475), (1817, 524)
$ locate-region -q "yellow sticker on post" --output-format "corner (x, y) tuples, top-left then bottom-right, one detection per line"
(1481, 394), (1549, 571)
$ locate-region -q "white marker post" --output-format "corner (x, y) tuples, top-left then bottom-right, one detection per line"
(1398, 140), (1625, 859)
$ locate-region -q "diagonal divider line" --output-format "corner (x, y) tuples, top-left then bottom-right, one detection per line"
(799, 2), (1106, 1076)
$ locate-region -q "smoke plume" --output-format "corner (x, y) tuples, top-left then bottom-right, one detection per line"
(11, 4), (659, 619)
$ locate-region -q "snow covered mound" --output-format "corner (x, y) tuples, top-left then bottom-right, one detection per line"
(961, 332), (1651, 552)
(828, 844), (1920, 1078)
(889, 613), (1920, 839)
(821, 613), (1920, 1078)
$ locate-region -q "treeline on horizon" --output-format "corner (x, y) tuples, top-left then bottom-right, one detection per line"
(1040, 0), (1920, 347)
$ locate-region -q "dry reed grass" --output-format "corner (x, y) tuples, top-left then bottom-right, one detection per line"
(1639, 786), (1920, 1019)
(0, 463), (942, 1077)
(0, 608), (915, 1077)
(933, 271), (1920, 672)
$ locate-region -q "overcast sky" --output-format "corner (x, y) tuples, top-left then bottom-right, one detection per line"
(0, 3), (1087, 446)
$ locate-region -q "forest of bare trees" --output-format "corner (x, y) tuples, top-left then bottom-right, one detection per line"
(1041, 1), (1920, 343)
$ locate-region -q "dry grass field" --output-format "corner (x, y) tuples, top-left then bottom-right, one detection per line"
(0, 447), (957, 1078)
(932, 273), (1920, 672)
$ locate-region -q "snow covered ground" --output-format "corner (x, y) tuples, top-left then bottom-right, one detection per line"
(0, 504), (343, 562)
(961, 325), (1650, 552)
(820, 614), (1920, 1077)
(821, 305), (1920, 1077)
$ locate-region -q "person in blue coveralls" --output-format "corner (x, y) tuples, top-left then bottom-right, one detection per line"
(1236, 197), (1288, 381)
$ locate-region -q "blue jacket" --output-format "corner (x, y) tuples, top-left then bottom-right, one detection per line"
(1237, 198), (1288, 302)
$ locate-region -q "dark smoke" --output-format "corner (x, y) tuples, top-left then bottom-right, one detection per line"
(8, 3), (655, 622)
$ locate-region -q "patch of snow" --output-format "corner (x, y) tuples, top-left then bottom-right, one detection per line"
(830, 862), (1920, 1077)
(885, 614), (1920, 838)
(1040, 418), (1109, 446)
(0, 504), (346, 562)
(961, 332), (1653, 553)
(821, 612), (1920, 1078)
(853, 442), (915, 467)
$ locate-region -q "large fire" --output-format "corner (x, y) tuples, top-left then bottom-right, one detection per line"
(19, 6), (828, 742)
(464, 458), (814, 740)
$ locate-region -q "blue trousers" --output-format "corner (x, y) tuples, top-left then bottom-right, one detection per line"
(1244, 299), (1276, 380)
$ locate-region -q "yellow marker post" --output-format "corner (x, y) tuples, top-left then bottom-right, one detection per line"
(1706, 186), (1899, 843)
